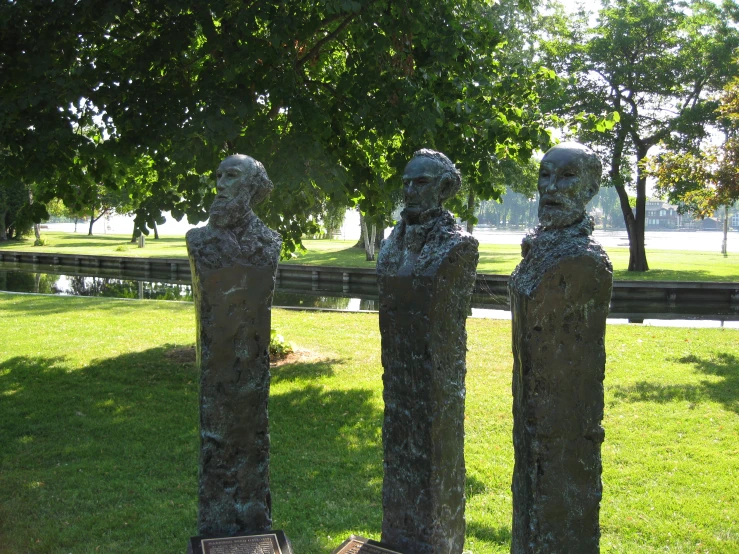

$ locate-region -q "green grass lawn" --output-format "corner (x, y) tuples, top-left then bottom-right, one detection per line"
(1, 294), (738, 553)
(2, 232), (739, 281)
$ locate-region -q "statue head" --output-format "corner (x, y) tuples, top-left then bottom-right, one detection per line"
(402, 149), (461, 224)
(537, 142), (601, 229)
(209, 154), (273, 228)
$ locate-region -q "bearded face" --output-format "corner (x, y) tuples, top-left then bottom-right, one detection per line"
(537, 144), (600, 229)
(212, 157), (248, 208)
(209, 155), (257, 228)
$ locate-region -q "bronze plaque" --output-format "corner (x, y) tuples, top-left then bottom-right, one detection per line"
(201, 533), (282, 554)
(331, 535), (404, 554)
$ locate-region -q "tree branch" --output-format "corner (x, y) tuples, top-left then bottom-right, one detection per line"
(295, 0), (380, 69)
(296, 13), (356, 69)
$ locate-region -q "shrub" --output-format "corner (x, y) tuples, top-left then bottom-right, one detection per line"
(269, 328), (293, 360)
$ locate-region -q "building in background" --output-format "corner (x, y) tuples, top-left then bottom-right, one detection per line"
(644, 200), (680, 229)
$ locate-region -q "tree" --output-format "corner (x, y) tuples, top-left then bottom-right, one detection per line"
(474, 157), (540, 228)
(0, 180), (29, 240)
(1, 0), (557, 253)
(541, 0), (739, 271)
(592, 185), (621, 230)
(649, 81), (739, 255)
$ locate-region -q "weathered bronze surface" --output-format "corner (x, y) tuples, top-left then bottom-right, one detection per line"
(509, 142), (613, 553)
(187, 155), (281, 538)
(377, 150), (479, 554)
(331, 535), (405, 554)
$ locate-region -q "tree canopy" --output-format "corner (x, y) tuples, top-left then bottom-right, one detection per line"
(1, 0), (556, 251)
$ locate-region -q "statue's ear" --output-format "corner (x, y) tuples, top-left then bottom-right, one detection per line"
(438, 172), (456, 203)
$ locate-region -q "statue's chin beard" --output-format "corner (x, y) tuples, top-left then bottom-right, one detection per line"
(538, 205), (585, 229)
(402, 205), (441, 225)
(209, 198), (245, 228)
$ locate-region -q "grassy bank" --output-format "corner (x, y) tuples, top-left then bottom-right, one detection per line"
(1, 294), (737, 553)
(2, 232), (738, 281)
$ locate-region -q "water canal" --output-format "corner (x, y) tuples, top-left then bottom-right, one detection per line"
(1, 261), (738, 328)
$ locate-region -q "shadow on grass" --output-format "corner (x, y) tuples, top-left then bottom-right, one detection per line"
(0, 350), (383, 554)
(47, 234), (185, 249)
(464, 474), (512, 549)
(270, 380), (384, 553)
(465, 473), (488, 498)
(466, 521), (512, 546)
(0, 349), (198, 553)
(611, 352), (739, 414)
(0, 292), (186, 317)
(271, 359), (338, 383)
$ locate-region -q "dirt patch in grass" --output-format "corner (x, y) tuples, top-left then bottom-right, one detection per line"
(164, 345), (324, 367)
(165, 346), (196, 364)
(271, 348), (325, 367)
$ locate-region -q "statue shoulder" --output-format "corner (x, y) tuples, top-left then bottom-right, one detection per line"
(377, 222), (405, 273)
(431, 214), (478, 253)
(186, 225), (206, 245)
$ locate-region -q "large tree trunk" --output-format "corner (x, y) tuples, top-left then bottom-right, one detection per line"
(88, 206), (109, 236)
(131, 225), (138, 243)
(614, 180), (648, 271)
(354, 211), (383, 251)
(153, 220), (160, 240)
(27, 188), (42, 245)
(630, 142), (650, 271)
(361, 217), (377, 261)
(88, 207), (95, 235)
(0, 210), (7, 241)
(611, 126), (648, 272)
(354, 211), (366, 248)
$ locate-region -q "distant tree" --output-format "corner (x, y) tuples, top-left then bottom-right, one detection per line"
(321, 202), (348, 239)
(592, 185), (622, 230)
(474, 157), (540, 228)
(0, 180), (28, 240)
(541, 0), (739, 270)
(649, 83), (739, 254)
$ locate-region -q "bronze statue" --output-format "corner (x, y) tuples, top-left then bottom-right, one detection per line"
(189, 155), (280, 267)
(378, 149), (478, 554)
(378, 149), (476, 277)
(187, 154), (281, 539)
(509, 142), (612, 553)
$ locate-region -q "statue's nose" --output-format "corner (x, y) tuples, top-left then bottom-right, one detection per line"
(545, 176), (558, 193)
